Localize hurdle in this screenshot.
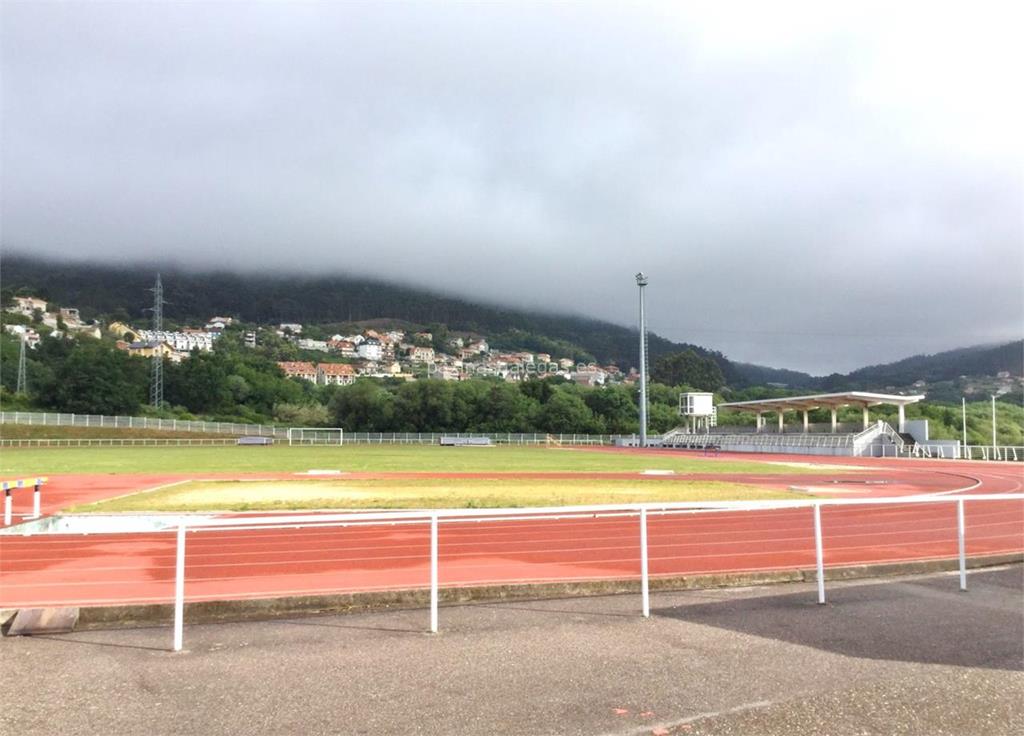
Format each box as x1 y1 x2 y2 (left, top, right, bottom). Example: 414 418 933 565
2 477 47 525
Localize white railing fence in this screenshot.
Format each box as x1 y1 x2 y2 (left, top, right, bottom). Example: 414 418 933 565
0 411 285 437
0 413 629 446
0 438 244 448
10 493 1022 651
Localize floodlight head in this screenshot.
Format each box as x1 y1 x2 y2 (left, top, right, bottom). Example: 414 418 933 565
635 272 648 287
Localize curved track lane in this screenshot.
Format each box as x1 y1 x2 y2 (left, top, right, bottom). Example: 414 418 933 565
0 456 1021 608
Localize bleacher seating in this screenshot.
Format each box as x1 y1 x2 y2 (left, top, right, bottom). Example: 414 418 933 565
660 428 856 451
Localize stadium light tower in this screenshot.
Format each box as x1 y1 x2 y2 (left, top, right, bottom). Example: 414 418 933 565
636 272 649 447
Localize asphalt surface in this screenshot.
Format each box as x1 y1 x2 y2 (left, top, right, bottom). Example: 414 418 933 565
2 567 1022 736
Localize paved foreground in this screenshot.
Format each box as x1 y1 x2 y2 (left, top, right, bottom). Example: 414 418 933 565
2 568 1022 736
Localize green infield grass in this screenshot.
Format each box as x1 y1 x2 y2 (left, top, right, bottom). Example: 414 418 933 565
70 477 803 512
0 444 833 476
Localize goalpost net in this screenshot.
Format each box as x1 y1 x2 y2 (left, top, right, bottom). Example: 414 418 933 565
287 427 345 446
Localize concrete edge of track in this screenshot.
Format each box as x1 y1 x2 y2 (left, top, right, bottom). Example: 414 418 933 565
4 552 1019 635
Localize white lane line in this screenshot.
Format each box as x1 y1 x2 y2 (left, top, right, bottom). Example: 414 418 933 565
605 699 774 736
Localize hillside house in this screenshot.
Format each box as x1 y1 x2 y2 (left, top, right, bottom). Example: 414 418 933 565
297 338 329 352
3 324 41 348
59 308 82 327
317 362 356 386
408 346 435 363
277 361 317 382
8 296 47 317
357 337 383 361
430 365 462 381
108 321 139 342
328 339 359 358
125 341 185 363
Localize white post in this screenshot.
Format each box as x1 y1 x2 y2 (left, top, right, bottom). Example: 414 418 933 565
430 514 439 633
802 410 809 434
897 404 905 433
173 524 186 652
32 482 41 519
756 412 763 433
830 408 837 433
862 406 869 430
3 489 11 526
813 504 825 604
640 507 650 618
957 499 967 591
777 411 784 433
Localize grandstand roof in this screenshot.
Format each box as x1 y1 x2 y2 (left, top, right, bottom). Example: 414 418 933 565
718 391 925 413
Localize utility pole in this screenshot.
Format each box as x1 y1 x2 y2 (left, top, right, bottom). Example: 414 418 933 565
961 397 967 454
991 395 997 449
16 335 27 395
636 272 649 447
148 274 166 408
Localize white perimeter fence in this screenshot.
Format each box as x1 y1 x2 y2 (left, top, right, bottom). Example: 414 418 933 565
0 411 283 437
0 412 627 446
2 412 1021 459
11 493 1023 651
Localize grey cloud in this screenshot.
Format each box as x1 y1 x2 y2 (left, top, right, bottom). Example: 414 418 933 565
2 1 1021 374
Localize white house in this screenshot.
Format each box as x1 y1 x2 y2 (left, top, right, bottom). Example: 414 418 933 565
297 338 329 352
357 337 383 361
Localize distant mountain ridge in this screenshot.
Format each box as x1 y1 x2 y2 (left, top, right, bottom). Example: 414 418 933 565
843 341 1024 387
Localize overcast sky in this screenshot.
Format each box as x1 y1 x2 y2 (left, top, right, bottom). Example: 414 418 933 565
2 1 1021 374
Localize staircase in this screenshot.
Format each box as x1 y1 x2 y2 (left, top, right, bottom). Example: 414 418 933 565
852 421 905 457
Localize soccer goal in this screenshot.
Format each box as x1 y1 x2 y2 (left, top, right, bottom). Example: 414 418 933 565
287 427 345 446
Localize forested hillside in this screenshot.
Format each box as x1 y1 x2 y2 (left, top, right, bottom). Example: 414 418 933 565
845 341 1024 386
2 254 741 380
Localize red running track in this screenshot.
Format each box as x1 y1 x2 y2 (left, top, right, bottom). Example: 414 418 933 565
0 455 1021 609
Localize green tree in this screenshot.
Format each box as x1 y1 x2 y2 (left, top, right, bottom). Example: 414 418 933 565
539 388 602 433
165 352 232 413
49 342 147 414
583 385 638 433
329 380 396 431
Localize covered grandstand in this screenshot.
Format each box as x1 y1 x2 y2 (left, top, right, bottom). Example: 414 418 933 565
662 392 927 457
717 391 925 433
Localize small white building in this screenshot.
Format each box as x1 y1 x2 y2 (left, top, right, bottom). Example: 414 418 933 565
4 324 41 348
678 392 717 432
297 338 329 352
357 337 383 361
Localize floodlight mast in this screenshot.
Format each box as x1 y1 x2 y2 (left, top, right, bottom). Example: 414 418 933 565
636 272 649 447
